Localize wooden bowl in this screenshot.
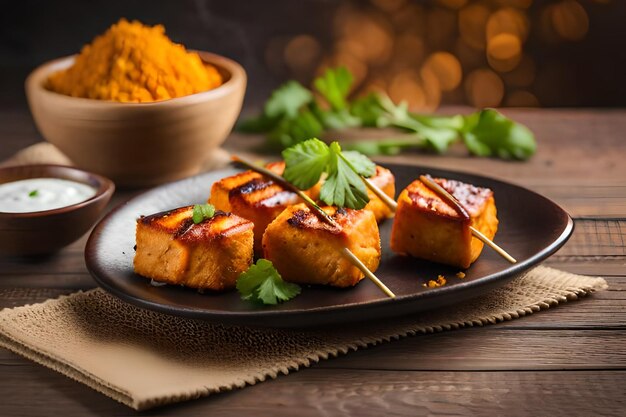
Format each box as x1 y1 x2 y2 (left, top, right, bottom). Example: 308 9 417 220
25 51 246 187
0 165 114 256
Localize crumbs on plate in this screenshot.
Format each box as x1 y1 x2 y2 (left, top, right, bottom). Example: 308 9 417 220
423 275 447 288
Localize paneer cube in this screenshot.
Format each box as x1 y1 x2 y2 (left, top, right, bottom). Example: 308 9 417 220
262 203 381 287
134 206 254 290
390 178 498 268
364 165 396 222
209 162 319 253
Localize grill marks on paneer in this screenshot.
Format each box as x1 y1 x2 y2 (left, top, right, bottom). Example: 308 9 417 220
391 178 498 269
209 162 318 253
134 206 254 290
262 203 381 288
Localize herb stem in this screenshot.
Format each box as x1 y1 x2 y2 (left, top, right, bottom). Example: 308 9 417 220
343 135 428 156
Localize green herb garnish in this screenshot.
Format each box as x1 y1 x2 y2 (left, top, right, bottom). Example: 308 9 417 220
461 108 536 159
236 259 301 305
282 138 375 209
28 190 38 198
238 67 536 160
192 203 215 224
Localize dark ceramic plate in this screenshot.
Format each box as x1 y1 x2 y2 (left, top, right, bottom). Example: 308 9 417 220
85 164 573 327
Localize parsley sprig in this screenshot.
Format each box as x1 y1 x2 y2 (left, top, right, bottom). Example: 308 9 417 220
236 259 301 305
239 67 536 160
282 138 375 210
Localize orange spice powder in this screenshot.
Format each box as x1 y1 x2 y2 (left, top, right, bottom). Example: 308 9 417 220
47 19 222 102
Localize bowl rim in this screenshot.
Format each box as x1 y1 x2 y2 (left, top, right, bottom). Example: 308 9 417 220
0 164 115 218
26 50 246 108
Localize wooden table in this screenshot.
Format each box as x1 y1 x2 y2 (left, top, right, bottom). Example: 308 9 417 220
1 108 625 416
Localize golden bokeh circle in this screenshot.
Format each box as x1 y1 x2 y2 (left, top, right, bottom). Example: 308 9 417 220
465 68 505 108
421 52 463 91
284 35 322 75
551 0 589 41
459 3 490 50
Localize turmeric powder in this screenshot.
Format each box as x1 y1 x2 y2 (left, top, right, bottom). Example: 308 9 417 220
47 19 223 103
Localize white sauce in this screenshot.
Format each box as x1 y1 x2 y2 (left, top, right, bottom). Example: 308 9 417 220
0 178 97 213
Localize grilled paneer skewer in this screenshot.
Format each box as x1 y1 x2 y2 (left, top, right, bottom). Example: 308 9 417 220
210 162 320 253
262 203 381 287
211 161 395 252
134 206 254 290
390 178 498 268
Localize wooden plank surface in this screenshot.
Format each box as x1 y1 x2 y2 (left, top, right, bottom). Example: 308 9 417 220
0 108 625 416
0 367 624 417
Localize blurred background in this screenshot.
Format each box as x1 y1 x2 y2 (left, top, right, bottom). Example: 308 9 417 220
1 0 624 112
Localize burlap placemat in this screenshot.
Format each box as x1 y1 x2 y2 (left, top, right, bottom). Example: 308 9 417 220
0 266 606 410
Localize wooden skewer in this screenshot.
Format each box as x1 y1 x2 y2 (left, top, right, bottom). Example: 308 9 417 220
342 247 396 298
466 225 517 264
359 172 517 264
232 156 396 299
362 177 398 212
418 175 470 219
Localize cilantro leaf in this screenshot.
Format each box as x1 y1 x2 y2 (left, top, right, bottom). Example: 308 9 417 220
282 139 374 209
236 259 301 305
368 93 460 153
310 102 361 130
342 150 376 177
349 93 387 126
415 125 459 153
28 189 39 198
192 203 215 224
238 67 537 161
313 67 353 111
461 109 536 160
267 109 324 149
319 142 370 209
282 138 329 189
265 81 313 119
412 113 465 131
236 81 313 135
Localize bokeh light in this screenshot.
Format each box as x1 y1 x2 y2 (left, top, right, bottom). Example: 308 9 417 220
551 1 589 41
284 35 321 76
465 68 505 108
459 3 490 50
505 90 540 107
264 0 607 109
421 52 462 92
486 7 529 42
